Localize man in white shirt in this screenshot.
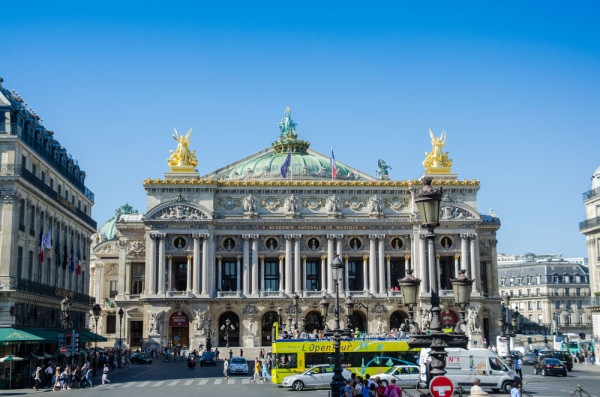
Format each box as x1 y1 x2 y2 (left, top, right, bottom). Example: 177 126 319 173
510 381 522 397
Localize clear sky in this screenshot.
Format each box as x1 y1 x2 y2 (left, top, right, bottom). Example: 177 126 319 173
3 1 599 257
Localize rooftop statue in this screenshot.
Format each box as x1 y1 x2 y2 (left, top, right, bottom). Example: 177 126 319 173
376 159 391 178
423 129 452 174
278 106 298 139
168 128 198 172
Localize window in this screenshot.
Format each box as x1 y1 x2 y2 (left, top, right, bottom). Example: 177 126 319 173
518 289 522 297
577 301 583 309
19 200 25 231
567 315 572 325
50 178 54 189
32 163 37 176
501 278 506 287
529 315 533 322
347 260 363 291
21 155 26 169
106 315 116 334
537 301 542 310
527 276 532 285
536 288 540 296
29 205 35 235
576 288 581 296
28 251 33 281
17 246 23 279
41 171 46 183
276 353 297 369
538 314 543 323
536 276 541 285
263 260 279 292
510 290 514 297
528 302 532 310
510 277 514 286
555 301 561 309
564 276 570 283
527 289 531 297
305 260 320 291
109 280 118 298
131 263 145 295
518 277 523 285
565 301 571 309
58 185 61 195
519 302 524 310
579 313 584 324
565 288 570 296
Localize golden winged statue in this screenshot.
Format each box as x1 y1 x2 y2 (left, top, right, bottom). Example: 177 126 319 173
423 129 452 173
168 128 198 172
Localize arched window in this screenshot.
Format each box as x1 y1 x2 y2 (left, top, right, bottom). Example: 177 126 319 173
304 311 323 333
261 311 278 346
389 310 407 331
218 312 240 347
348 311 366 333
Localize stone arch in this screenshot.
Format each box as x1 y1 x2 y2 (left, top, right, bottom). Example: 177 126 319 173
389 310 408 331
261 311 279 346
145 198 212 222
304 311 323 333
348 311 366 333
218 311 240 347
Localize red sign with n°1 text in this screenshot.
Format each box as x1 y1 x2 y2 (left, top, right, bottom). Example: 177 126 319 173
169 311 189 327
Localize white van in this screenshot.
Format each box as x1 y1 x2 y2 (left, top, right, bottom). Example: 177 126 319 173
419 348 520 394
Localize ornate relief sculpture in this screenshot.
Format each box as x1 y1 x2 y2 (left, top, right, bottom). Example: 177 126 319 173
326 194 342 216
367 195 383 216
243 194 258 214
423 129 453 173
284 194 300 216
151 205 208 220
148 312 164 335
168 128 198 172
467 306 482 334
194 308 208 334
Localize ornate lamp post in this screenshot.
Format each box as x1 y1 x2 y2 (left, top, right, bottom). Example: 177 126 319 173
205 318 212 351
499 293 515 368
406 177 468 379
398 268 421 333
450 269 473 333
319 295 330 330
325 255 348 397
345 297 354 330
92 304 101 374
292 292 300 331
221 318 235 348
118 307 124 368
277 306 283 329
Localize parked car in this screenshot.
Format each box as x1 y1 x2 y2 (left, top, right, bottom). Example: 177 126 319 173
281 364 353 391
228 357 248 374
200 351 217 366
522 353 538 365
538 350 573 371
533 358 567 377
377 365 420 388
130 352 153 364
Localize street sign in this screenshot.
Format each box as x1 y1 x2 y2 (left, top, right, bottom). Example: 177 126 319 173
60 347 67 354
430 376 454 397
174 336 179 341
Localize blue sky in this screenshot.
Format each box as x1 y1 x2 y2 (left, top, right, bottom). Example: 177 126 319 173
3 1 599 257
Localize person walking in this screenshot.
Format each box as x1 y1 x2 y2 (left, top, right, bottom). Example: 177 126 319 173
514 355 523 378
214 347 220 361
33 366 42 390
84 367 94 388
251 358 260 382
223 358 230 380
102 364 111 385
510 381 522 397
229 349 233 360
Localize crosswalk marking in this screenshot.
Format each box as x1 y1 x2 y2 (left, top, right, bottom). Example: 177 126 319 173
214 379 223 385
198 379 208 385
168 380 180 386
184 380 194 385
153 381 165 387
242 379 250 384
137 381 151 387
121 382 135 388
227 379 235 384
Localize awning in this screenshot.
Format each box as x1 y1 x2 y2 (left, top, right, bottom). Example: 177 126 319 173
0 328 47 344
78 330 107 342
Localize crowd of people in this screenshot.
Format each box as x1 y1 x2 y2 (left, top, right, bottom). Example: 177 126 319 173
277 328 408 340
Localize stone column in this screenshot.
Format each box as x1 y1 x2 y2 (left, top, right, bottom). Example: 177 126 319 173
237 256 242 292
461 234 470 278
157 235 166 294
201 236 209 295
125 260 132 296
378 236 385 294
362 256 369 292
419 233 429 294
470 234 479 293
278 256 284 293
294 237 301 293
490 239 498 295
321 255 327 293
146 233 157 295
336 236 344 295
285 235 293 295
454 254 460 278
167 256 173 292
192 235 200 294
405 255 411 272
369 236 377 294
327 235 335 294
118 239 127 297
386 256 391 291
302 256 307 291
185 255 192 292
260 257 265 292
472 234 481 293
344 256 349 291
243 235 251 295
217 256 222 292
251 236 259 295
208 232 215 296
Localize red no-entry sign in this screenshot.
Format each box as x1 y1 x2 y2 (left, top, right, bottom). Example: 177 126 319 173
60 347 67 354
430 376 454 397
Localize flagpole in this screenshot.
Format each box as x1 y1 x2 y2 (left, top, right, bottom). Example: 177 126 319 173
290 149 293 183
331 146 334 182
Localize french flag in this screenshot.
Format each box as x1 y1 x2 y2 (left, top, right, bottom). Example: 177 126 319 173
330 149 337 179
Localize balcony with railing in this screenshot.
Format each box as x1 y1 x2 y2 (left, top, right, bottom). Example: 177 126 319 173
583 187 600 202
17 278 95 305
583 296 600 308
0 123 94 202
580 216 600 231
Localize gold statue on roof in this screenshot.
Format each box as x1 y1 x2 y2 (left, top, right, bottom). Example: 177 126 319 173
168 128 198 172
423 129 452 174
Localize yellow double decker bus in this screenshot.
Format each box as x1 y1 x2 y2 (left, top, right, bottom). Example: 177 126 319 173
271 323 420 383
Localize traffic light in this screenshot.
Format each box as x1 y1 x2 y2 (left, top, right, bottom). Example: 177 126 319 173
65 333 72 346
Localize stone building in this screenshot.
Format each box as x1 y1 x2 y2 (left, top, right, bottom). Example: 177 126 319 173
0 79 96 358
581 163 600 362
90 109 501 351
498 253 592 337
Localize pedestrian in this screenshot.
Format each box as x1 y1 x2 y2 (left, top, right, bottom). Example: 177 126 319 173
375 379 386 397
33 366 42 390
52 366 61 391
259 348 264 359
251 358 261 382
262 360 271 381
214 347 220 360
510 381 522 397
514 355 523 379
383 378 401 397
223 358 230 380
240 348 244 357
84 367 94 388
229 349 233 360
44 363 53 388
341 379 354 397
102 364 111 385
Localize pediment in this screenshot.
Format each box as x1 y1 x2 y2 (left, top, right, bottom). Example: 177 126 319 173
146 194 212 222
440 203 480 221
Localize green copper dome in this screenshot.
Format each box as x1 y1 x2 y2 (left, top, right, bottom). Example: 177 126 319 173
98 204 138 240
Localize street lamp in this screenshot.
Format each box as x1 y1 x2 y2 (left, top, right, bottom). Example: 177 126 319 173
277 306 283 330
500 294 514 368
92 304 101 374
398 268 421 333
325 255 348 397
345 297 354 330
319 295 330 329
450 269 473 333
292 292 300 331
221 318 235 348
406 177 468 379
205 318 212 351
118 307 124 368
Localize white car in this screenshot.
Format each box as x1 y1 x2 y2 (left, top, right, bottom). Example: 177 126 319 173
281 364 353 391
228 357 249 374
376 365 420 387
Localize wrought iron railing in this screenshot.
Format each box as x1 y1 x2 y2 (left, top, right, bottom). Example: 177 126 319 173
582 296 600 307
580 216 600 231
17 278 95 305
0 123 94 201
583 187 600 201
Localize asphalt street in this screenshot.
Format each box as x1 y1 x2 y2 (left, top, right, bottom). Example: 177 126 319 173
10 360 600 397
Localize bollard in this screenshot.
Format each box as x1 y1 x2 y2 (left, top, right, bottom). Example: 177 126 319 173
578 384 582 397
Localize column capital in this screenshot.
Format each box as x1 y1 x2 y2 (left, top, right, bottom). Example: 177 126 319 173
217 256 222 262
454 254 460 259
167 255 172 260
419 232 429 239
186 255 192 260
150 232 165 240
385 255 391 261
343 256 349 260
321 255 327 261
237 256 242 260
192 233 209 239
363 256 369 261
125 260 132 266
469 233 478 239
404 255 411 260
301 256 307 261
279 256 285 261
284 234 295 240
460 233 471 239
260 257 265 262
436 255 440 260
373 234 386 239
327 234 343 239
